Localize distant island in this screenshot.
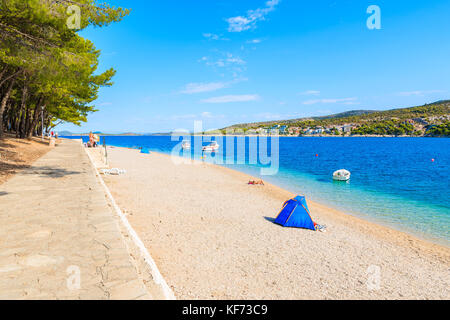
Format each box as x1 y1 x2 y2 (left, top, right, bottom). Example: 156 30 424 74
214 100 450 137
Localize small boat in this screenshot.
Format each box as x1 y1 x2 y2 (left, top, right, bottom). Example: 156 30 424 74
202 141 219 152
182 141 191 150
333 169 351 181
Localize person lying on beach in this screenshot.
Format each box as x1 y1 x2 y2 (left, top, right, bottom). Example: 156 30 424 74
248 180 265 185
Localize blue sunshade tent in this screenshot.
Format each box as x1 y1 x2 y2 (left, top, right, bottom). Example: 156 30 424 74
140 147 150 154
274 196 316 230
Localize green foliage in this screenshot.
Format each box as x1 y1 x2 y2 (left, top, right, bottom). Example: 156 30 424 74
352 120 415 136
0 0 130 136
224 101 450 137
427 122 450 137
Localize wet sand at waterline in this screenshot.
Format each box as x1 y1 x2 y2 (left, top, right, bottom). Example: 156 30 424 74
94 147 449 299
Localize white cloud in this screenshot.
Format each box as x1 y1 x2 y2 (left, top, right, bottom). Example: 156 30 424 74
200 52 247 78
203 33 229 41
201 94 260 103
247 39 262 44
227 16 251 33
201 111 213 118
180 78 247 94
181 82 228 94
300 90 320 96
200 53 246 68
303 97 357 105
398 90 445 96
225 54 246 65
227 0 281 32
203 33 219 40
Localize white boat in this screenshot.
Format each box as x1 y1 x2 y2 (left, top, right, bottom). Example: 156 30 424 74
333 169 351 181
182 141 191 150
202 141 219 152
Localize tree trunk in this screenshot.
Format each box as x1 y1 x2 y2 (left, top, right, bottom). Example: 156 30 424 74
23 106 32 139
27 97 43 138
0 79 15 137
0 67 7 85
5 102 15 133
17 84 28 138
14 106 20 137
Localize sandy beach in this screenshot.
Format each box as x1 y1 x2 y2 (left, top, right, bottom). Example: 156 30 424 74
0 135 50 185
91 146 449 300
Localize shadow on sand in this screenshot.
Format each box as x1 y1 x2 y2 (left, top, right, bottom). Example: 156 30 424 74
264 216 277 224
23 166 81 178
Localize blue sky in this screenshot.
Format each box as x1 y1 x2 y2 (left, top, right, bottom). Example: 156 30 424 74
58 0 450 133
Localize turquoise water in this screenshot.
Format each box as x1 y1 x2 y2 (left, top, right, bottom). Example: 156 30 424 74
68 136 450 246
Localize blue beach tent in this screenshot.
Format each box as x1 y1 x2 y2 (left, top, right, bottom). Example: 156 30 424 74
140 147 150 154
274 196 316 230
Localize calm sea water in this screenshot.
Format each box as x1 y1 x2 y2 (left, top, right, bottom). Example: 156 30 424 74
67 136 450 245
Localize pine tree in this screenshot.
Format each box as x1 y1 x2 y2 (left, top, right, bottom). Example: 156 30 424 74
0 0 130 137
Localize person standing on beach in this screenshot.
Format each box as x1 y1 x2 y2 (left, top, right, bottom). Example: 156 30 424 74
89 132 94 147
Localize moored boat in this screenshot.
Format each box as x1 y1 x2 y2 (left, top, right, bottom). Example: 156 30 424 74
182 141 191 150
333 169 351 181
202 141 219 152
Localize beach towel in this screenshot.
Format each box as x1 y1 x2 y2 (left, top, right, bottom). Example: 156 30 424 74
101 168 127 176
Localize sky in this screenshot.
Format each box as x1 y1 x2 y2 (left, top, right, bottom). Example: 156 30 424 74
58 0 450 134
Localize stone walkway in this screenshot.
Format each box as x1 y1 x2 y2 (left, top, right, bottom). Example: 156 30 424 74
0 139 151 299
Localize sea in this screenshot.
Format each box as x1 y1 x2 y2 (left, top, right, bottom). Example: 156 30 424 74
65 135 450 246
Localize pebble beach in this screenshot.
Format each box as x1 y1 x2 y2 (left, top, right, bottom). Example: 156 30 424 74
92 146 450 300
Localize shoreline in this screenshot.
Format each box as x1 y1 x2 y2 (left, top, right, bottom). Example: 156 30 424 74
64 134 450 138
102 143 448 248
165 149 450 251
91 145 449 299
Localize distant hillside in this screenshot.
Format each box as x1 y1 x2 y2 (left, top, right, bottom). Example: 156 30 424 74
315 110 377 120
222 100 450 137
227 101 449 129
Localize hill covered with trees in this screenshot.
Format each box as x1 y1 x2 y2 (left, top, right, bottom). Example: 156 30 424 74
223 100 450 137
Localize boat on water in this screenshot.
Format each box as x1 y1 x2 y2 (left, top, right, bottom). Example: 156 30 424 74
202 141 219 152
333 169 351 181
182 141 191 150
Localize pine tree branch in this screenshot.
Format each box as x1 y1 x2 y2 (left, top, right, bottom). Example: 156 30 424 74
0 69 22 89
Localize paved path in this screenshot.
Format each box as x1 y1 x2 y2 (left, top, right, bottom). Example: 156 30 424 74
0 140 151 299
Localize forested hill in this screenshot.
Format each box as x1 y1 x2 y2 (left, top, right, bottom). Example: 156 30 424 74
222 100 450 137
227 101 450 129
